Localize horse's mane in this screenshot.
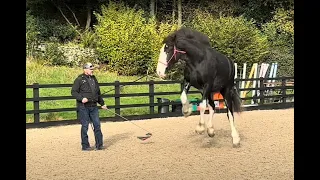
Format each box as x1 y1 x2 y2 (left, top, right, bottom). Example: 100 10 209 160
163 27 211 47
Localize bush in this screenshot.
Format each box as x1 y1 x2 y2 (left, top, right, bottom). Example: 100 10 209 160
35 17 78 43
41 42 67 66
40 42 98 67
59 43 99 67
190 12 270 67
79 30 98 49
262 8 294 76
263 8 294 49
26 10 41 58
266 48 293 77
94 2 157 75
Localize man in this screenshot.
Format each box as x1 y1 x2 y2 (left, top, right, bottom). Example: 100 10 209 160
71 62 108 151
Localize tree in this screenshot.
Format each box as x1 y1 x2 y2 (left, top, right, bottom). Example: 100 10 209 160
150 0 155 17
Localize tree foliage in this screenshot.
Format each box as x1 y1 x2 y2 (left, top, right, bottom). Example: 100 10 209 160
191 11 269 66
94 2 157 75
26 0 294 77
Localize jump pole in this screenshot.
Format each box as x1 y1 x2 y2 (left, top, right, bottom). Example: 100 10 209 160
241 63 247 98
243 63 255 98
251 63 258 104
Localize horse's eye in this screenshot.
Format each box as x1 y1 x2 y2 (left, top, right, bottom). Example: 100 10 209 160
164 45 169 54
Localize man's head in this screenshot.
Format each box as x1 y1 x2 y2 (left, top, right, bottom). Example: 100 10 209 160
83 62 94 76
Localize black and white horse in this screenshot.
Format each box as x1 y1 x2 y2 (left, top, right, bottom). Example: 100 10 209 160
156 27 242 147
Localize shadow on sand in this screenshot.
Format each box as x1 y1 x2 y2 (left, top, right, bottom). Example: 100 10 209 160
104 132 134 148
185 129 244 148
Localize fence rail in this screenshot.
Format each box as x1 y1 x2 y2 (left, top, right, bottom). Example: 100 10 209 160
26 76 294 128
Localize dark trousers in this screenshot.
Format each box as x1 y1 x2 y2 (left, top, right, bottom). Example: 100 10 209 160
78 106 103 149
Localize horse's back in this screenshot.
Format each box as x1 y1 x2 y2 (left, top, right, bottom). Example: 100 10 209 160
208 48 235 86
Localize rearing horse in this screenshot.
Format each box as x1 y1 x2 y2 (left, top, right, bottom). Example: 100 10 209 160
156 27 242 147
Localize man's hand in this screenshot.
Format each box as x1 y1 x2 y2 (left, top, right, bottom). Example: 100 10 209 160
82 98 88 103
101 105 108 110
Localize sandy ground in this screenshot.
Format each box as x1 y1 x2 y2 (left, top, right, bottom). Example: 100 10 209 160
26 108 294 180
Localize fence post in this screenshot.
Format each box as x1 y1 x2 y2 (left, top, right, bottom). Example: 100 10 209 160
114 81 121 120
33 83 40 123
282 78 287 103
254 78 259 104
149 80 154 114
259 78 265 105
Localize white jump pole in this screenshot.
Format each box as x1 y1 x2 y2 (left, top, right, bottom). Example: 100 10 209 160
269 63 275 85
251 63 258 104
257 63 269 103
272 62 278 85
270 62 278 101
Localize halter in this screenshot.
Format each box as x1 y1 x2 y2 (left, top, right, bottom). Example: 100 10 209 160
158 46 186 67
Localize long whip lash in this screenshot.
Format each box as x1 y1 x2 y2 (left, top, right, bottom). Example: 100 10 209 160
105 109 152 141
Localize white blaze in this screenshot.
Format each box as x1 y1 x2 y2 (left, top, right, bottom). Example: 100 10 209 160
156 44 168 78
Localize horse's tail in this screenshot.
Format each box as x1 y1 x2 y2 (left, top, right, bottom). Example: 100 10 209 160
230 85 243 113
228 59 243 113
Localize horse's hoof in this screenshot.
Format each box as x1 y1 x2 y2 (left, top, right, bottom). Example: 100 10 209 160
183 111 192 117
207 128 215 137
195 130 204 134
182 103 192 117
195 124 205 134
232 137 240 148
232 142 240 148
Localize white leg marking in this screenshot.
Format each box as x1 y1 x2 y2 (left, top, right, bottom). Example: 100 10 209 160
228 110 240 147
195 99 207 134
181 90 192 117
207 103 215 137
180 90 188 105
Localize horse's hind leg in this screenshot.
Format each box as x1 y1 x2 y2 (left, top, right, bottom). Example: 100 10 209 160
206 96 216 137
195 84 211 135
222 88 240 147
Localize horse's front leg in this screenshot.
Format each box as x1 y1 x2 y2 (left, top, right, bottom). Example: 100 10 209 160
195 98 207 134
181 82 192 117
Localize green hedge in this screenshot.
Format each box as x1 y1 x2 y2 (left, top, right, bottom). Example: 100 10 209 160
262 8 294 76
190 11 270 66
94 2 153 75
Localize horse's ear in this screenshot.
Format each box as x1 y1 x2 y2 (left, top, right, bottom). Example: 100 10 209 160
163 31 177 45
176 39 188 50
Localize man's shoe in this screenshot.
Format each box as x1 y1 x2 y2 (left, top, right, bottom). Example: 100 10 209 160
96 146 105 150
82 147 93 151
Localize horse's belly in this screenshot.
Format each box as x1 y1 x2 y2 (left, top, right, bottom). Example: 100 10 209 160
189 79 203 90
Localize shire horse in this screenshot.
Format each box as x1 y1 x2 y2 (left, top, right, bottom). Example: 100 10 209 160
156 27 242 147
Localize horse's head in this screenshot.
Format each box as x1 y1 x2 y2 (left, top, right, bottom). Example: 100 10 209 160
156 27 211 78
156 41 186 78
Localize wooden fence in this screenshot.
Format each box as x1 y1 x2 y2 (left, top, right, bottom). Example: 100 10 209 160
26 76 294 128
